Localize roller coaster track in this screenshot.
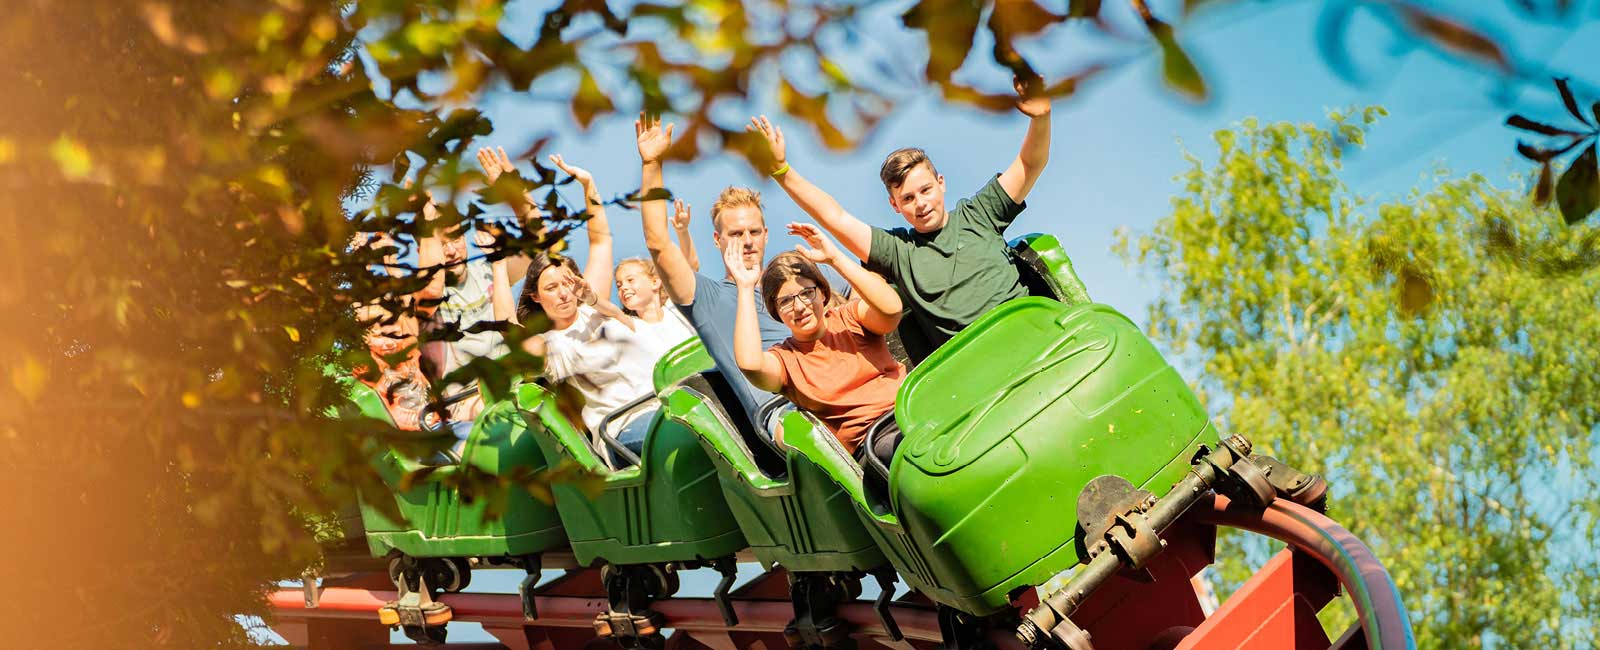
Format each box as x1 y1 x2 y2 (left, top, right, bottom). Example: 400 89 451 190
268 494 1412 650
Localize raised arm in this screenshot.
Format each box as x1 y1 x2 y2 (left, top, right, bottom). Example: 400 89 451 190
476 146 544 282
749 116 873 261
479 228 516 325
672 198 701 272
789 223 901 335
637 114 698 305
996 76 1053 204
549 154 614 302
726 245 786 393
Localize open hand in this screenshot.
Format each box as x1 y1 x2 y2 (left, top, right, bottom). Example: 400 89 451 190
747 115 786 174
635 113 674 164
548 154 594 190
723 242 761 289
672 199 692 230
1014 75 1051 119
564 270 597 306
473 226 498 249
788 222 838 265
475 146 516 183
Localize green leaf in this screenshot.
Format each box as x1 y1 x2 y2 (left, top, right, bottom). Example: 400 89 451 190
571 68 613 130
1066 0 1102 19
1149 21 1207 102
1555 143 1599 225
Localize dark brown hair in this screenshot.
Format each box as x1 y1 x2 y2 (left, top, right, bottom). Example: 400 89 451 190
879 147 938 192
516 253 583 326
759 252 835 319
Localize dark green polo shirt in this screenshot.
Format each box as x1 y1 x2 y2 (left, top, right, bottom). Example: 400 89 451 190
865 175 1027 362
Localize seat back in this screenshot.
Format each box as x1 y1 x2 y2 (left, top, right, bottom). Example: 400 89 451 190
340 379 568 560
518 381 746 567
1009 232 1092 307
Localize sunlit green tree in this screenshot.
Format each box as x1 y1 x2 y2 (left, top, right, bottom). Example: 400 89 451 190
1118 110 1600 648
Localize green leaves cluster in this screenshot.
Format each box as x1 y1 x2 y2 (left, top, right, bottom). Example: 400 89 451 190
1117 110 1600 647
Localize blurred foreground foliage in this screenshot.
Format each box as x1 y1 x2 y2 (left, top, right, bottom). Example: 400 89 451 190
0 0 1591 647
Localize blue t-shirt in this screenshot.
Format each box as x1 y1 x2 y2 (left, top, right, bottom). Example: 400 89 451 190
679 267 850 432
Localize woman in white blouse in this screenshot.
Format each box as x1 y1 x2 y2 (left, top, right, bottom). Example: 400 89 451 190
500 155 660 463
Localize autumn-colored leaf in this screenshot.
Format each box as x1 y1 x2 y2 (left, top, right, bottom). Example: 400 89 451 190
1534 161 1554 205
990 0 1064 41
1396 4 1510 72
1506 114 1582 137
1516 138 1583 162
1554 77 1592 127
1555 143 1599 225
902 0 981 84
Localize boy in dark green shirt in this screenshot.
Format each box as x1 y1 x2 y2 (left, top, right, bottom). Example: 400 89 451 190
750 78 1054 361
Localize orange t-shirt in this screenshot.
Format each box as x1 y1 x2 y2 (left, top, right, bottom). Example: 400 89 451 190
769 299 906 453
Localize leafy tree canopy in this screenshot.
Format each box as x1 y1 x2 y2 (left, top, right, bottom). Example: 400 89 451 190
1117 110 1600 648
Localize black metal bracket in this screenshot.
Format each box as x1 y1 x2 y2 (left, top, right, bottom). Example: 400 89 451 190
712 556 740 627
870 568 904 642
517 553 542 620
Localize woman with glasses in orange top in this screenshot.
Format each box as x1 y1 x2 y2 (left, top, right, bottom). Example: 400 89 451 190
729 223 906 456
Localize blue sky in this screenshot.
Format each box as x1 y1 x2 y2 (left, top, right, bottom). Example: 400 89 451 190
447 0 1600 322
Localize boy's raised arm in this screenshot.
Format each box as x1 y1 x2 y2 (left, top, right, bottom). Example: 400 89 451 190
749 116 873 261
637 114 699 306
997 76 1053 204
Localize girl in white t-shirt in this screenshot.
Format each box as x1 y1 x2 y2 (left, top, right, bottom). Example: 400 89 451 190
615 257 698 360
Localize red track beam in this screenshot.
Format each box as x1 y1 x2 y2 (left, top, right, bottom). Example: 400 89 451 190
1190 496 1414 650
268 588 944 643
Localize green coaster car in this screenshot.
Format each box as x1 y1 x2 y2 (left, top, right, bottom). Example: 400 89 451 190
346 382 567 575
659 338 896 646
340 380 568 643
516 346 748 644
782 233 1215 622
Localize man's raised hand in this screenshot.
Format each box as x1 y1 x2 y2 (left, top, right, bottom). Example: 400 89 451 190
635 113 674 164
1013 75 1051 119
724 243 761 289
747 115 786 174
475 146 516 183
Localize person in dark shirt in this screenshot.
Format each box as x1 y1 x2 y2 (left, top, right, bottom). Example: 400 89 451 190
749 77 1054 362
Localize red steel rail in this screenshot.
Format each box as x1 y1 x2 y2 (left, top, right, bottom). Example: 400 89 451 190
268 494 1412 650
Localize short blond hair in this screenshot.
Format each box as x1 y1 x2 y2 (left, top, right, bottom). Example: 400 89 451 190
710 186 764 232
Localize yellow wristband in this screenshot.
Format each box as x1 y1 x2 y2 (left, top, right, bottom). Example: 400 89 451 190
770 162 791 178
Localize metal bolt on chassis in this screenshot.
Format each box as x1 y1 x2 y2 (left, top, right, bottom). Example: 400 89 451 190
1016 435 1310 650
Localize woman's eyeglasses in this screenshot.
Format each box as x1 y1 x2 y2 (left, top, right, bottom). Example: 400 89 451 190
773 286 819 314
